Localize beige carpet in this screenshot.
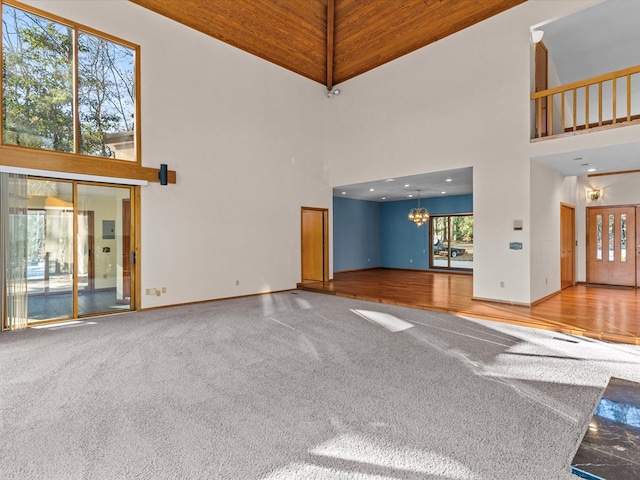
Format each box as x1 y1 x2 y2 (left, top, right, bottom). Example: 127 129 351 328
1 291 639 479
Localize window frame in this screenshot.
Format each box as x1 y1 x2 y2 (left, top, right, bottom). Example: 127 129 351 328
0 0 155 182
429 213 473 271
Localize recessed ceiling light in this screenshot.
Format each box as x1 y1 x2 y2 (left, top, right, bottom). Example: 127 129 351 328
587 168 597 172
581 163 591 167
381 197 386 200
341 191 346 195
441 191 446 194
369 188 375 191
404 184 410 187
384 178 395 182
573 157 584 161
408 194 413 198
445 178 452 182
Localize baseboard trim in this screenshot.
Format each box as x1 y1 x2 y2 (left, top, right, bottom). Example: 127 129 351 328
471 296 531 308
333 267 379 274
531 289 562 306
139 288 296 312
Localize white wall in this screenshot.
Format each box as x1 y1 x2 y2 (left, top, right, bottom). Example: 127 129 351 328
326 0 634 305
21 0 636 308
530 160 577 301
23 1 331 308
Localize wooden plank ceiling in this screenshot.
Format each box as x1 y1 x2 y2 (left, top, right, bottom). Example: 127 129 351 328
129 0 525 89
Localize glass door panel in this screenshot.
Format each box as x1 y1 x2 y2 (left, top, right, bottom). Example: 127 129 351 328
26 179 74 322
77 184 132 316
450 215 474 269
431 216 449 268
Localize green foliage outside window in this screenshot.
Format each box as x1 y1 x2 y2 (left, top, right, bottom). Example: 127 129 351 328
2 4 136 160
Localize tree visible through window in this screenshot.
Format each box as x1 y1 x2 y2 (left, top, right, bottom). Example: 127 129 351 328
2 3 136 160
430 214 473 270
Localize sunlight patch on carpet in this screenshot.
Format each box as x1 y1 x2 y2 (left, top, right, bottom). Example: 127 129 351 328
261 463 395 479
351 310 413 333
294 298 312 309
310 433 477 479
30 320 97 330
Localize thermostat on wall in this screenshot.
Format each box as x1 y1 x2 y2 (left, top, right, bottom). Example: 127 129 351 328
509 242 523 250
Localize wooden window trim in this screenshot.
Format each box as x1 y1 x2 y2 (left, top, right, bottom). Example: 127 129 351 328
0 1 174 183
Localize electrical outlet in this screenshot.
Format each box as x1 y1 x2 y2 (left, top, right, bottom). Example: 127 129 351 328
162 287 166 293
156 290 161 297
236 280 240 286
500 281 505 288
148 288 156 295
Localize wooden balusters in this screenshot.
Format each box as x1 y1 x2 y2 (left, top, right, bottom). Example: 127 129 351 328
531 64 640 139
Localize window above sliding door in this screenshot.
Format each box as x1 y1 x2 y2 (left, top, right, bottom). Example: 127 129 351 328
1 0 139 162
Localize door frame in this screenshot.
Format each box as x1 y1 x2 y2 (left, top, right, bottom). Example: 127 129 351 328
79 210 96 292
300 207 329 284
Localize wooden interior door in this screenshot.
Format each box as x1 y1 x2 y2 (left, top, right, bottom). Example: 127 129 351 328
587 206 636 286
637 206 640 287
560 203 575 289
301 207 328 283
535 41 548 136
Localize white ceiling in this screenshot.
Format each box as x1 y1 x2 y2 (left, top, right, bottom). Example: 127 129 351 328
540 0 640 85
333 167 473 202
336 0 640 202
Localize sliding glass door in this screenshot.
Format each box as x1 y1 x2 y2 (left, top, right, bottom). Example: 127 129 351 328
76 183 132 316
20 179 134 324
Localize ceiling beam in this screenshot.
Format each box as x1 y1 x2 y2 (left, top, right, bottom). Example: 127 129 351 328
326 0 335 91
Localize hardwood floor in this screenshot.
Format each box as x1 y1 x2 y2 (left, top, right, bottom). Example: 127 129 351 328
299 268 640 345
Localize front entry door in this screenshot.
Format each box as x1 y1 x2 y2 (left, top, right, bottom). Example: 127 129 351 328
587 206 636 286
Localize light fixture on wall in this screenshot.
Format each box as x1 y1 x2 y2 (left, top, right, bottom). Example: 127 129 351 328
586 188 602 201
408 189 429 227
531 30 544 44
326 88 340 98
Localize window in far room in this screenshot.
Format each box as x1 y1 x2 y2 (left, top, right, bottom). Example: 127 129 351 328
1 1 138 161
430 214 473 270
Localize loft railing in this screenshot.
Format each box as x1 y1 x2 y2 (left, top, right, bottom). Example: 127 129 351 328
531 65 640 139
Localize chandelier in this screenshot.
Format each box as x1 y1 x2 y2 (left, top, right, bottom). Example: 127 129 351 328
408 189 429 227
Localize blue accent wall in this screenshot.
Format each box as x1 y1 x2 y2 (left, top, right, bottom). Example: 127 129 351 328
333 196 381 271
379 194 472 270
333 194 472 272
